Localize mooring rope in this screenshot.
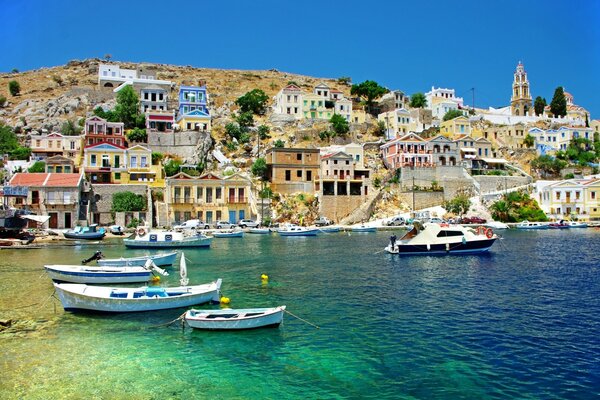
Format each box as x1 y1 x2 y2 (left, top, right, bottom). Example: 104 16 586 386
284 309 319 329
142 311 187 330
0 291 57 312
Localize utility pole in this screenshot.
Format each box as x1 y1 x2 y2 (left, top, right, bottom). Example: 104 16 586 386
471 88 475 113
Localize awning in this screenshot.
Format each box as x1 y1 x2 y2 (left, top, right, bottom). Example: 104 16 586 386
21 215 51 223
480 158 508 164
460 148 477 152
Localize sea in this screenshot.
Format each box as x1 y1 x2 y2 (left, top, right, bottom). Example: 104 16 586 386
0 229 599 399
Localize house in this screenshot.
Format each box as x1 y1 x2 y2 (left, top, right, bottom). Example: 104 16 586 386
426 135 460 166
176 109 210 132
431 100 461 120
591 119 600 134
378 90 409 113
425 87 464 109
84 116 126 147
140 85 169 113
537 178 600 221
480 122 527 148
529 126 593 154
7 172 85 228
146 110 175 133
165 172 253 225
440 116 471 137
409 108 433 133
335 98 353 122
265 148 320 194
120 144 164 188
273 84 303 119
177 85 211 131
30 132 84 164
82 142 127 184
380 133 433 169
303 92 332 120
45 155 76 173
378 108 414 139
98 64 172 92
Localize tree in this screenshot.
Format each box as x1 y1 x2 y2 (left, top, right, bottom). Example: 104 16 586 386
350 80 388 112
28 161 45 173
337 76 352 85
258 125 271 140
0 124 19 154
550 86 567 117
531 155 566 177
225 122 243 141
151 152 164 165
235 89 269 115
114 85 140 128
111 192 146 212
330 114 350 135
8 80 20 96
534 96 546 116
442 109 463 121
273 139 285 148
163 159 182 177
443 192 471 217
61 120 82 136
523 134 535 148
585 113 589 128
93 106 119 122
127 128 147 143
236 111 254 128
251 157 268 180
409 92 427 108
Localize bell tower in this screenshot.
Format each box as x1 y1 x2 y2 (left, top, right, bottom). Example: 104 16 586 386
510 61 532 116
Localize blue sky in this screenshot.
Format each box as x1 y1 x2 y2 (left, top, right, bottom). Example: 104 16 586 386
2 0 599 117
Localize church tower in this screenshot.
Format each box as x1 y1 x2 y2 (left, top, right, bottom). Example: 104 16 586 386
510 62 532 116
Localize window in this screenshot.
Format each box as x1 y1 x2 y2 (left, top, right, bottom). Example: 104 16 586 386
91 154 97 166
592 191 596 200
141 156 147 167
346 160 349 165
297 153 302 161
131 156 137 168
296 170 302 178
556 192 560 200
306 171 312 181
216 188 222 200
115 173 121 180
196 187 203 199
102 155 110 168
114 155 120 168
285 170 291 181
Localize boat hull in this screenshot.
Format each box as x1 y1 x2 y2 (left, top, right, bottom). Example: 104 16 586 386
278 229 319 236
64 232 106 240
248 228 270 234
351 227 377 233
185 306 285 330
97 252 178 267
387 238 497 255
213 232 244 238
319 227 341 233
54 280 222 313
45 265 152 284
123 237 211 248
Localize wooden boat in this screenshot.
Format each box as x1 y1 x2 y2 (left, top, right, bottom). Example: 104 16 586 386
213 230 244 238
64 224 106 240
385 222 497 255
277 225 319 237
319 226 341 233
247 228 271 234
185 306 286 330
123 229 211 248
96 251 178 267
351 225 377 233
44 264 161 284
54 279 222 313
516 220 548 230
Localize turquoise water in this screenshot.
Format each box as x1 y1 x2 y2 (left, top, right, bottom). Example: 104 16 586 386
1 230 599 399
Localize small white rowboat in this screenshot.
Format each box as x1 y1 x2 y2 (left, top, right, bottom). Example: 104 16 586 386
185 305 286 330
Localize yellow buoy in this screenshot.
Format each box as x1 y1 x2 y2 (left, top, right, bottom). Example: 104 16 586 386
261 274 269 281
151 275 161 283
220 296 230 304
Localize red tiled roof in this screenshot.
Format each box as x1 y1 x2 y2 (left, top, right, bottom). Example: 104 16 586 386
9 173 82 187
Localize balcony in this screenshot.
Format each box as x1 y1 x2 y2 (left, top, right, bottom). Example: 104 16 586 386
228 196 247 204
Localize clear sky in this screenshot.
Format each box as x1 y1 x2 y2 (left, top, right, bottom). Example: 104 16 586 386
2 0 599 117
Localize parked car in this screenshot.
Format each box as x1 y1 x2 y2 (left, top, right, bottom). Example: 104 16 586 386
460 216 487 224
237 219 259 228
214 220 234 229
315 217 332 226
173 219 211 230
385 216 405 226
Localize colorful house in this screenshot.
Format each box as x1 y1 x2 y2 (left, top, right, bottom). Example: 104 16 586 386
140 85 169 113
146 110 175 133
303 93 332 120
380 133 433 169
45 155 76 174
84 116 126 147
266 148 320 194
30 132 84 165
177 85 211 131
440 116 471 137
121 144 164 188
537 178 600 221
273 84 303 119
82 142 127 184
378 108 414 139
165 172 253 225
426 135 460 166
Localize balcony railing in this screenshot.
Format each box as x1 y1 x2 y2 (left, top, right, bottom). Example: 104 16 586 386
228 196 247 204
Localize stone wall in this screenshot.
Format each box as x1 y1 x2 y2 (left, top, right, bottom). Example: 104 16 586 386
474 176 531 194
396 191 446 211
148 131 212 160
90 184 149 225
400 166 473 199
320 195 366 223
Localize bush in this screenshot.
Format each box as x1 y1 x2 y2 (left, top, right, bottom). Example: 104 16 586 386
163 159 182 177
330 114 349 135
251 158 268 180
127 127 147 143
61 120 82 136
151 152 164 165
0 96 6 107
225 123 243 141
112 192 146 213
9 80 20 96
235 89 269 115
564 173 575 179
28 161 45 173
258 125 270 140
127 218 141 229
273 139 285 148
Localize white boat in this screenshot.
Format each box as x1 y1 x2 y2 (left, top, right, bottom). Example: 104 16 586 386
54 279 222 313
185 306 286 330
247 228 271 234
565 221 588 228
93 251 178 267
213 230 244 238
123 229 211 248
385 222 497 255
44 264 165 284
277 225 319 237
485 221 509 229
351 225 377 233
319 226 341 233
515 220 548 230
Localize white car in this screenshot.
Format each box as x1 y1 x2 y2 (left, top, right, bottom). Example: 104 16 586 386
214 221 234 229
237 219 259 228
173 219 210 230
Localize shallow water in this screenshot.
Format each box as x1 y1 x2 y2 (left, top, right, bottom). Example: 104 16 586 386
1 230 599 399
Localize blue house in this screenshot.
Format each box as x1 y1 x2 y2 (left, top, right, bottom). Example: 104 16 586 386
179 85 209 116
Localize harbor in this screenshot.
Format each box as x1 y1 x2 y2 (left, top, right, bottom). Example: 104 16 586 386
1 229 599 398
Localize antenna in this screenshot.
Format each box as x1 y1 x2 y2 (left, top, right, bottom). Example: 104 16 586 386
471 88 475 112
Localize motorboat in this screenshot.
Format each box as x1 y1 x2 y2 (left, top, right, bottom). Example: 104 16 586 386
485 220 509 229
277 224 319 237
318 226 341 233
54 279 222 313
109 225 125 235
213 230 244 238
44 260 168 284
63 224 106 240
564 220 588 228
123 228 211 248
247 228 271 234
185 306 286 330
385 222 497 255
548 221 569 229
351 225 377 233
81 251 178 267
515 220 548 230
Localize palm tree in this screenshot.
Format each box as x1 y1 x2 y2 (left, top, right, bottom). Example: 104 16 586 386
490 200 510 222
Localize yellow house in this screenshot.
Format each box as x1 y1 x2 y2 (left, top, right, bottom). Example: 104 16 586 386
352 108 367 124
83 142 127 184
176 109 211 132
538 178 600 221
166 171 253 225
303 93 333 120
121 144 165 188
440 116 471 137
377 108 415 139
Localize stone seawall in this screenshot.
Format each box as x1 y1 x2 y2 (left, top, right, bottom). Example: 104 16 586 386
90 184 148 225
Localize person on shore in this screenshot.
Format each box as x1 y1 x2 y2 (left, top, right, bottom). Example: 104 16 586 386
390 234 397 248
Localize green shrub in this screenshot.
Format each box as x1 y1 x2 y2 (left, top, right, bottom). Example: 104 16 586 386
273 139 285 148
9 80 20 96
28 161 45 173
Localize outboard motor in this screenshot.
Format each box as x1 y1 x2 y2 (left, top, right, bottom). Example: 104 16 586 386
82 251 104 265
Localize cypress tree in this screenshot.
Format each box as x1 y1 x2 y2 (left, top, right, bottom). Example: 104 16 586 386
534 96 546 116
550 87 567 117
